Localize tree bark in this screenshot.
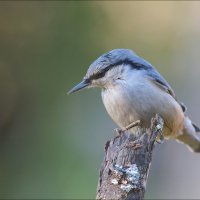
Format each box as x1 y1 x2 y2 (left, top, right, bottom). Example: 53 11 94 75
96 114 164 200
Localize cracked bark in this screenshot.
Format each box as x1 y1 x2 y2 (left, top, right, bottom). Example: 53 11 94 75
96 114 164 200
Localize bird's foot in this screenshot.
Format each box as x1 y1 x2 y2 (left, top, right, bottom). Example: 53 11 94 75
125 120 141 131
156 132 164 144
150 118 164 144
114 128 124 137
114 120 141 137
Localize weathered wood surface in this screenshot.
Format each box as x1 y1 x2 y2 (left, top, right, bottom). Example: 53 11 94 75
96 115 164 200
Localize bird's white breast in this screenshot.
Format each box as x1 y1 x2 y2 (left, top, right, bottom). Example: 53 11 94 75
101 70 184 137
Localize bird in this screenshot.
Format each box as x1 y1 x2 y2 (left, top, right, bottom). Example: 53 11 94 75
68 49 200 152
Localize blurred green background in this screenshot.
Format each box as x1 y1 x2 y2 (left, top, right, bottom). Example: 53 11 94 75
1 1 200 199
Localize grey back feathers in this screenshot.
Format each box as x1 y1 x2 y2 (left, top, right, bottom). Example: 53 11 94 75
85 49 153 81
84 49 174 100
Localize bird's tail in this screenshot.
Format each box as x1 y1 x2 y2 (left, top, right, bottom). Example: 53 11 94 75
176 117 200 152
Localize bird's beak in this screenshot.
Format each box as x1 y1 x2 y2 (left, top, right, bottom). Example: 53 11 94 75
67 79 90 94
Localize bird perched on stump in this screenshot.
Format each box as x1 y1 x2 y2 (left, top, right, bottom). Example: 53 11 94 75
68 49 200 152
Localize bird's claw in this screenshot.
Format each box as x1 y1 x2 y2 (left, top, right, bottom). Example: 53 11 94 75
114 128 124 137
156 132 164 144
114 120 141 137
151 120 164 144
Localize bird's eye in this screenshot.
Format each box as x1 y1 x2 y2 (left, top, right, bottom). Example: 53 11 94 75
116 77 122 80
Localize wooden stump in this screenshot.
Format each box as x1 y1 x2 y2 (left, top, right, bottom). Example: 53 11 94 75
96 114 164 200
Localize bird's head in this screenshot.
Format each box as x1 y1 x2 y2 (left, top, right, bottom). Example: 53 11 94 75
68 49 152 94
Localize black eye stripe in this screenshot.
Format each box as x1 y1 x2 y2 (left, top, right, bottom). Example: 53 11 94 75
88 59 150 81
88 67 110 80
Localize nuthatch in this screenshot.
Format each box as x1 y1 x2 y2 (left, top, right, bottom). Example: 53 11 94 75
68 49 200 152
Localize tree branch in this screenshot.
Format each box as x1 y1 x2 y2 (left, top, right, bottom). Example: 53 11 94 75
96 114 164 200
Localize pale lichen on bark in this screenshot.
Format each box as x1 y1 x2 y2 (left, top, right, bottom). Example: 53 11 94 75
96 114 164 200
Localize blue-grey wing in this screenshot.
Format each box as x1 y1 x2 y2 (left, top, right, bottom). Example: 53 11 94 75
146 68 187 112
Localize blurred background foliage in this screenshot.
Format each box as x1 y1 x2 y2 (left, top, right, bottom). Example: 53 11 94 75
0 1 200 199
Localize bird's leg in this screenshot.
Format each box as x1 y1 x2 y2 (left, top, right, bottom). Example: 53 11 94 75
125 120 146 149
127 119 164 149
114 120 141 137
150 116 164 144
155 127 164 144
115 120 143 149
125 120 141 131
114 128 124 137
